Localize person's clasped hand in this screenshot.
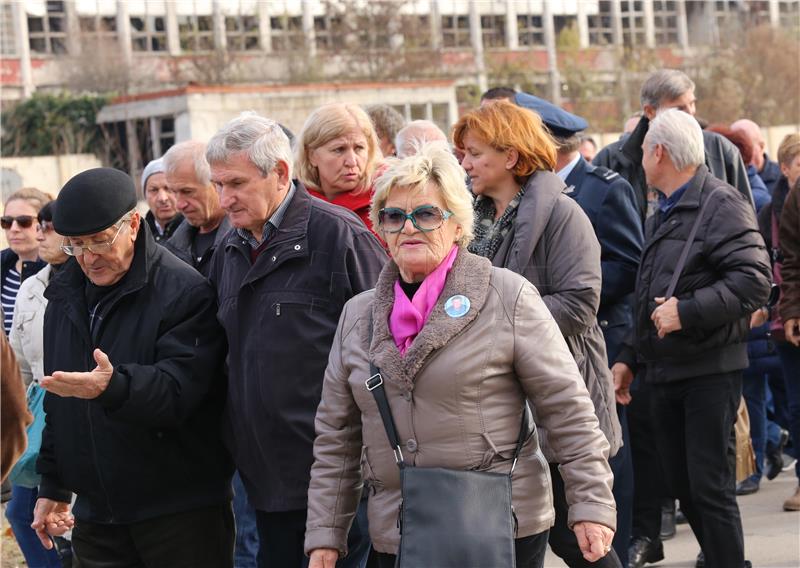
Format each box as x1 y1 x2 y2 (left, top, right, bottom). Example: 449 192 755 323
573 521 615 562
651 296 682 338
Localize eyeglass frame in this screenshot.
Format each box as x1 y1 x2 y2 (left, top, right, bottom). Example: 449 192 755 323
37 220 55 234
1 215 36 230
377 204 454 234
60 211 136 257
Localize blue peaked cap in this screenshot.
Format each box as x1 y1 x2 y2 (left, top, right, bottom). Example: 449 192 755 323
514 92 588 137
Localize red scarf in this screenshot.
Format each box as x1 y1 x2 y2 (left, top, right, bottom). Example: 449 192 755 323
306 187 385 247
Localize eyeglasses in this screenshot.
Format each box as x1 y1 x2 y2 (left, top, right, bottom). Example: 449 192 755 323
61 220 129 256
1 215 35 230
378 205 454 234
37 220 55 234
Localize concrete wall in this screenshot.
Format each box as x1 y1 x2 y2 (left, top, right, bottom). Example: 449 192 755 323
0 153 102 202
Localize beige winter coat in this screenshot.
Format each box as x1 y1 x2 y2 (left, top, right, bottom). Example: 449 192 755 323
304 249 616 557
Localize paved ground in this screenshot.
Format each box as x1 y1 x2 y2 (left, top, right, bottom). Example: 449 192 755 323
543 472 800 567
2 475 798 567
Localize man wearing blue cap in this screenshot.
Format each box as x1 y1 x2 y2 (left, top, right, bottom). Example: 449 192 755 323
515 91 643 568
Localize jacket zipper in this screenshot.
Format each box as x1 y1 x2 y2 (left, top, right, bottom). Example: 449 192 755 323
86 303 115 522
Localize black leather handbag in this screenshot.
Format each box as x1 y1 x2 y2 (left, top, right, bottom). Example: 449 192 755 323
366 363 529 568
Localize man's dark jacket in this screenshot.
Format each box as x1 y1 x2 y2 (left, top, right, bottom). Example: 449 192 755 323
209 185 387 512
165 216 232 277
618 166 771 383
37 227 233 523
564 158 643 362
144 210 183 243
594 116 753 221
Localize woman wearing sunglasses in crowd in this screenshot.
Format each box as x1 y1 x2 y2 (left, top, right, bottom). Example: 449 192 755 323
453 101 622 568
305 143 615 568
1 187 51 336
6 201 73 568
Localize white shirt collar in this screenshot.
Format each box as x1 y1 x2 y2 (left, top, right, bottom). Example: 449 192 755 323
556 153 583 182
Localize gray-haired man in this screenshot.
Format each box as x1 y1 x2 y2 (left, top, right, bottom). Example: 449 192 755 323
206 112 387 567
614 110 770 568
594 68 752 221
162 140 230 277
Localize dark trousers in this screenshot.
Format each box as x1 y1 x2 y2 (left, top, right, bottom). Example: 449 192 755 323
255 505 372 568
374 530 550 568
777 342 800 478
650 371 745 568
548 463 623 568
255 509 309 568
610 404 633 567
72 504 234 568
742 354 785 479
628 380 668 542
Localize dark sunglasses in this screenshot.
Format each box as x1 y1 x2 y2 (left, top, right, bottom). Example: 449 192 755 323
378 205 454 233
1 215 35 229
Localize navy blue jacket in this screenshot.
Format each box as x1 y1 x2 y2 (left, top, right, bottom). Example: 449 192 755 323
564 159 643 362
209 184 387 512
759 156 782 195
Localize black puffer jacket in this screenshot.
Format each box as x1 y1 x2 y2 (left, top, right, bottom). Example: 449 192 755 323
37 227 233 523
631 166 771 383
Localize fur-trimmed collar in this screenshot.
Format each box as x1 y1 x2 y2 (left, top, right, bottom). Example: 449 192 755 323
369 247 492 392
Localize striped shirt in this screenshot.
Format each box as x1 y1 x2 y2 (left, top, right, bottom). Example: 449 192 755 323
2 267 20 335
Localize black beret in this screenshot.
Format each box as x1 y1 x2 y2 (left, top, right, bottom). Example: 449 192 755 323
54 168 137 236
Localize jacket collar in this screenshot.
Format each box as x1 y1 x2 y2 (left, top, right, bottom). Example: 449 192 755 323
223 183 311 254
619 115 649 166
564 155 589 196
369 247 492 393
497 170 565 274
643 165 710 255
171 215 232 248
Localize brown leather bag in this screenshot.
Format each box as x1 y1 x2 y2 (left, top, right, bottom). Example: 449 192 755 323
735 398 757 483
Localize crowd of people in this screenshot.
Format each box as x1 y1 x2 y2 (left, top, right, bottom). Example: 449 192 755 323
0 67 798 568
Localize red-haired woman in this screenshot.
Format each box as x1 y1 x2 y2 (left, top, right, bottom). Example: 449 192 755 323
454 100 622 568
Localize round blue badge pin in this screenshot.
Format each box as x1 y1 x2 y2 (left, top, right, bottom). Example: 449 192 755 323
444 295 470 318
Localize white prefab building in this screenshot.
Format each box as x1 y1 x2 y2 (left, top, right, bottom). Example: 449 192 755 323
95 78 458 178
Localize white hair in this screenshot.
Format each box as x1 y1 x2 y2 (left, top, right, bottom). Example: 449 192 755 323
206 111 293 179
162 141 211 186
395 120 449 158
645 108 705 171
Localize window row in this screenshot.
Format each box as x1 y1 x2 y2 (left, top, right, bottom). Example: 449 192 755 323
23 1 800 56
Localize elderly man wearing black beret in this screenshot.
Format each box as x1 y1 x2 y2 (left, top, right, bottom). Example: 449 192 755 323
31 168 235 567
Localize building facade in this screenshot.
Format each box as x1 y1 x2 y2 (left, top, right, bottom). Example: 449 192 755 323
2 1 798 101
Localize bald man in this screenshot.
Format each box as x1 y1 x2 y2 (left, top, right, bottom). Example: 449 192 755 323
395 120 449 158
731 119 782 193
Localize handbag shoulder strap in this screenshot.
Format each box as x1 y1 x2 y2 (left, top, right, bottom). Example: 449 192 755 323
365 312 530 476
366 313 406 469
665 186 721 298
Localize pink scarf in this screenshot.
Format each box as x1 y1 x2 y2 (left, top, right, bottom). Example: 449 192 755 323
389 245 459 355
